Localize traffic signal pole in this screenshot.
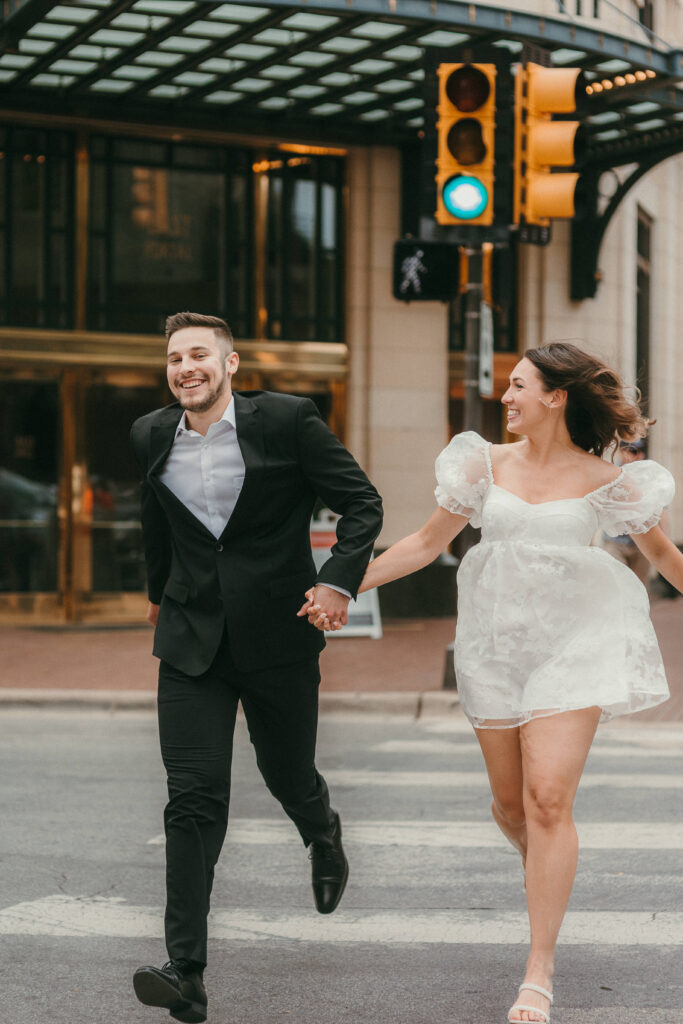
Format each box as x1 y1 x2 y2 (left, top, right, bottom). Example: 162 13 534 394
460 245 483 435
459 242 493 433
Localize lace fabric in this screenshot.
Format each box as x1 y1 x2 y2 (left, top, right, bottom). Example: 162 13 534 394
435 432 673 729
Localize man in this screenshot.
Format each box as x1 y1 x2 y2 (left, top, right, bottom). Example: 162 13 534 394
130 312 382 1023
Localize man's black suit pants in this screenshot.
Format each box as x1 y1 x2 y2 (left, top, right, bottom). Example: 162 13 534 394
157 634 336 967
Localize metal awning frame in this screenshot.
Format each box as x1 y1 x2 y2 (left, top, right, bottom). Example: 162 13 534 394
2 2 683 302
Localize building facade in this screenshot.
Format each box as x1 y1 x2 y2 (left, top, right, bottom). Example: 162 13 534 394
1 0 681 623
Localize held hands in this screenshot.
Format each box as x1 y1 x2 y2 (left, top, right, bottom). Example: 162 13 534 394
296 585 350 632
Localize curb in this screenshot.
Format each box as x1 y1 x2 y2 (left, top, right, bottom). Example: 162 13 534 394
0 688 461 716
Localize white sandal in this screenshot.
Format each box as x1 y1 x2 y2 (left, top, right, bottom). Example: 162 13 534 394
507 982 553 1024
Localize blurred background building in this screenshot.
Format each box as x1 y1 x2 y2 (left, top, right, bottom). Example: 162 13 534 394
0 0 681 624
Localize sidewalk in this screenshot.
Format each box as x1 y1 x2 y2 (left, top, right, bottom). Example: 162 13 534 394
0 600 681 719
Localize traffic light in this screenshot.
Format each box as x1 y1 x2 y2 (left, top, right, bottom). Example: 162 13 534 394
435 62 496 227
514 62 586 226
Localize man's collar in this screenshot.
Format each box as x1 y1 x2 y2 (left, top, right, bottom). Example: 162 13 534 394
176 396 235 436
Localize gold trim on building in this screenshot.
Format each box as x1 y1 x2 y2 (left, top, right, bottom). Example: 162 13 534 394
0 328 349 379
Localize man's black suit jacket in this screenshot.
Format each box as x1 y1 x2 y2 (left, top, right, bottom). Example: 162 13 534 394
130 390 383 677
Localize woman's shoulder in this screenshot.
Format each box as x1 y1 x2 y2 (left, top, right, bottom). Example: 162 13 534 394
580 453 622 493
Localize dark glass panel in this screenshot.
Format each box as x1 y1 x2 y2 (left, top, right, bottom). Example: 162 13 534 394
12 153 45 315
91 162 106 232
319 181 337 321
90 136 107 160
112 139 168 164
266 172 283 336
288 319 317 341
107 165 225 330
84 383 163 592
227 173 249 326
0 380 59 592
49 233 68 305
288 175 317 323
13 128 47 155
265 155 344 343
173 145 224 170
49 157 68 229
0 155 5 221
88 235 106 308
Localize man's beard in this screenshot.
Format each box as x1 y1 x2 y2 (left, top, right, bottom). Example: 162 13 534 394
179 371 227 413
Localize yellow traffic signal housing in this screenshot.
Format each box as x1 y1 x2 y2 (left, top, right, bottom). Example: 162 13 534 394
514 62 585 226
436 62 496 227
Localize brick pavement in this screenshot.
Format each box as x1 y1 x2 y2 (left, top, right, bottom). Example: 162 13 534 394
0 599 680 718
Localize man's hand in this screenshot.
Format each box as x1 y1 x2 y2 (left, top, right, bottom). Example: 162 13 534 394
296 585 349 631
147 602 160 626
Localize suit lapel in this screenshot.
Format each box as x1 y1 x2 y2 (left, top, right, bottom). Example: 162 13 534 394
148 405 184 477
220 392 265 539
147 404 215 540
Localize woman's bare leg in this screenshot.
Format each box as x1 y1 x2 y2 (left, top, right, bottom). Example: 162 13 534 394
474 725 527 867
510 706 601 1022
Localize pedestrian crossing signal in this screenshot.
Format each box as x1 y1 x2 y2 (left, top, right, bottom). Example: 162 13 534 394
435 63 496 227
393 240 458 303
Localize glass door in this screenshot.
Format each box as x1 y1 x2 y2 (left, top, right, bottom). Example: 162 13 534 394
0 375 60 610
73 369 167 622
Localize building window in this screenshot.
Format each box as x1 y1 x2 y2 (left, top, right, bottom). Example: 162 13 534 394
265 154 344 343
636 206 652 413
0 126 74 328
639 1 654 32
88 137 252 336
449 244 517 353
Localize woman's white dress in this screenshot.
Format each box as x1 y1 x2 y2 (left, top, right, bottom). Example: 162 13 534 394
435 431 674 728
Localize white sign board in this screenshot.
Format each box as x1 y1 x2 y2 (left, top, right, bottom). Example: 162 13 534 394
310 513 382 639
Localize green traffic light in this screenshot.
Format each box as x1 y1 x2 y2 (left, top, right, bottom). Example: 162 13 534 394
442 175 489 220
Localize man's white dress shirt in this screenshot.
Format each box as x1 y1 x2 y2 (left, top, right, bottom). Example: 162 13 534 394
160 400 245 539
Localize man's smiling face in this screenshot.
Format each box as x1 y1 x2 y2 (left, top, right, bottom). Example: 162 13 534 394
166 326 236 415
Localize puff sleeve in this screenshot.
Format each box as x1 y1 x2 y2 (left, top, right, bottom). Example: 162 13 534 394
434 431 492 529
588 459 675 536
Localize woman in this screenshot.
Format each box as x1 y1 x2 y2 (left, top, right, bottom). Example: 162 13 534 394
302 343 683 1023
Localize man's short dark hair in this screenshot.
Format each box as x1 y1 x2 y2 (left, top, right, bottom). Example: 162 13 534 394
165 311 234 356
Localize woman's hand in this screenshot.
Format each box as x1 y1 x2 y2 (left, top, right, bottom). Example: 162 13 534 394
297 588 345 631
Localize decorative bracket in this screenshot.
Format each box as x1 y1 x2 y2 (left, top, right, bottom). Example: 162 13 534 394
571 141 683 300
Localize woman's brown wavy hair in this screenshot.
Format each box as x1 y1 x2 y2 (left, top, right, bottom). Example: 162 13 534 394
524 342 651 458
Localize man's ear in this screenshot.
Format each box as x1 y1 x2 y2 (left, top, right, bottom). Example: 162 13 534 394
226 351 239 378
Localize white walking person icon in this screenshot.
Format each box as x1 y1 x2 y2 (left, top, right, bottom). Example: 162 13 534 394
400 249 427 295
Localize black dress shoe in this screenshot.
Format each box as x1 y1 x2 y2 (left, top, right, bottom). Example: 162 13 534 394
309 812 349 914
133 960 207 1023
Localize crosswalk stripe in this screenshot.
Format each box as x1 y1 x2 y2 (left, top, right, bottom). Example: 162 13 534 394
1 896 681 946
146 819 683 849
326 769 683 789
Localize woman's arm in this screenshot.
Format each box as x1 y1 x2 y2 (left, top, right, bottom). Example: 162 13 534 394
632 524 683 593
298 507 469 629
358 506 469 593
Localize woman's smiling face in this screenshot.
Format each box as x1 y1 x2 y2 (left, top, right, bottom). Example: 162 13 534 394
501 357 556 434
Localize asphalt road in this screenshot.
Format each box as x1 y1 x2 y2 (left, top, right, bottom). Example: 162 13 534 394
1 707 682 1024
